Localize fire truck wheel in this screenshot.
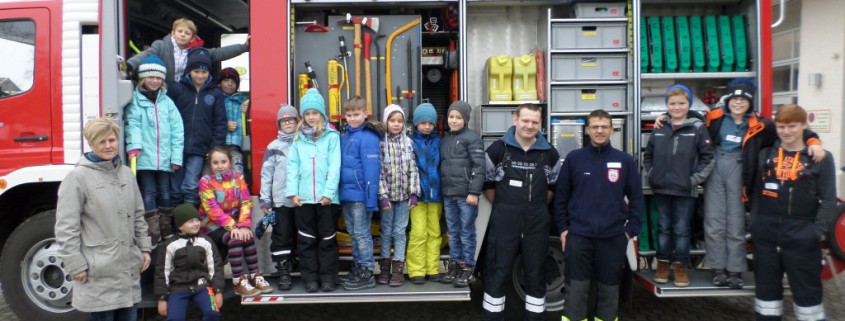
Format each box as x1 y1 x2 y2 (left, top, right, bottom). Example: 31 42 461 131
829 204 845 261
0 210 87 321
506 236 566 318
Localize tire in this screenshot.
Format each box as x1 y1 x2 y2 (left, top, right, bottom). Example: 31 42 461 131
829 204 845 261
0 210 88 321
505 237 566 320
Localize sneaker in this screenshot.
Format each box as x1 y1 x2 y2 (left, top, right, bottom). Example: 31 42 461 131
712 269 729 287
653 260 670 284
276 260 292 291
441 261 460 284
250 272 274 293
233 276 261 296
339 263 357 284
321 281 336 292
410 276 426 285
427 273 443 283
343 266 376 291
388 260 405 287
305 281 320 293
728 272 744 289
671 262 689 287
454 263 474 288
377 258 391 285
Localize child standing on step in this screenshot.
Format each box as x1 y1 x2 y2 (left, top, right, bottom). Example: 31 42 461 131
217 67 249 173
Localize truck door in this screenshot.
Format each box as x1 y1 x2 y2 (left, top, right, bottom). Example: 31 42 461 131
0 8 51 170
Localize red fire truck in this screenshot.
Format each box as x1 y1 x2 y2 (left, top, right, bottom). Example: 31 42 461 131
0 0 843 320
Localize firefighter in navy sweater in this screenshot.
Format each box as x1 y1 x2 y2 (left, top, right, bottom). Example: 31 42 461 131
555 109 643 321
751 104 835 321
481 104 561 321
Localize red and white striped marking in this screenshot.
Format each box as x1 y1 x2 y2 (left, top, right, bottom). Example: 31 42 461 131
241 296 285 303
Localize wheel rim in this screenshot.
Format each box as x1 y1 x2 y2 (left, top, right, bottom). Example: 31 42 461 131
511 237 566 312
21 238 74 313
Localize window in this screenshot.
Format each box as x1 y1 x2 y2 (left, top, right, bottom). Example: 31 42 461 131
0 19 35 98
771 28 800 113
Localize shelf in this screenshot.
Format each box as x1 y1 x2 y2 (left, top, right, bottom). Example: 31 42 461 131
551 111 631 117
550 48 629 54
483 101 544 106
550 18 629 24
551 80 630 85
640 71 756 80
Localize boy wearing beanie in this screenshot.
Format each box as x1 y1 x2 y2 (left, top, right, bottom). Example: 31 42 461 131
259 104 300 291
218 67 249 173
407 103 444 284
167 47 227 207
155 204 224 320
439 101 485 287
339 96 382 291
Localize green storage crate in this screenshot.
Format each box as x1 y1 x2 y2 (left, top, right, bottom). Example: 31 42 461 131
677 16 691 72
704 16 720 72
662 16 678 72
718 15 735 72
648 17 663 73
641 17 649 73
638 196 660 252
690 16 706 72
733 15 748 71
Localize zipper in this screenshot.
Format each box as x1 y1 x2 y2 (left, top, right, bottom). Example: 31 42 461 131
787 187 793 216
187 91 199 150
154 101 160 170
312 156 317 203
528 173 533 203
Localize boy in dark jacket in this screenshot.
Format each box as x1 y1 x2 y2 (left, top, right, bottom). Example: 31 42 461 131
643 84 714 287
155 204 224 321
167 47 228 206
439 101 485 287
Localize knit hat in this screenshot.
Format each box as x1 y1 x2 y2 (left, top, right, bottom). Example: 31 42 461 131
413 103 437 126
173 203 199 230
137 55 167 80
217 67 240 88
726 83 754 106
185 47 211 73
383 104 405 124
665 84 692 104
277 104 299 127
299 88 327 120
447 101 471 123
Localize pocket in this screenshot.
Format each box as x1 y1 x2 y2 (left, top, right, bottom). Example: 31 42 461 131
82 238 122 278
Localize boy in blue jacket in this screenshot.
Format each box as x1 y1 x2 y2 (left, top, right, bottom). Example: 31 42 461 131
167 47 227 207
218 67 248 173
339 96 382 291
407 103 443 284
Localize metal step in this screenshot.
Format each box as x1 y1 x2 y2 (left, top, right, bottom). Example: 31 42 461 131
633 270 757 298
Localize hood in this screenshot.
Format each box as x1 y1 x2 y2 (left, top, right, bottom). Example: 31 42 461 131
77 152 123 172
133 87 169 106
501 126 551 151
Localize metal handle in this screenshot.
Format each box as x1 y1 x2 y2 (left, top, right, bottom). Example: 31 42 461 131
772 0 786 28
14 136 48 142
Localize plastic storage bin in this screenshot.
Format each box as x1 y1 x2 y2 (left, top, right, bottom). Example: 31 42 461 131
512 54 538 101
481 107 517 134
487 55 513 101
610 118 625 150
550 86 626 112
551 23 627 50
551 54 627 81
573 2 626 18
550 120 585 159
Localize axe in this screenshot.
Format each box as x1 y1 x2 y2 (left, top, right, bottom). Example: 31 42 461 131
340 15 379 116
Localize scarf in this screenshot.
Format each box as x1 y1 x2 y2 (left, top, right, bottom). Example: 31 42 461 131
278 129 295 142
300 124 316 140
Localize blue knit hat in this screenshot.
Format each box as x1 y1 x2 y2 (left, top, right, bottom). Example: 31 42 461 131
413 103 437 126
665 84 692 104
299 88 327 120
185 47 211 73
138 55 167 79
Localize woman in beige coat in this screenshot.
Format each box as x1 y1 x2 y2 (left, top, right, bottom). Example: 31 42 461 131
55 117 152 321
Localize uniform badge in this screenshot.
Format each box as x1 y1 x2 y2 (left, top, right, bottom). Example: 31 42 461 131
607 169 619 183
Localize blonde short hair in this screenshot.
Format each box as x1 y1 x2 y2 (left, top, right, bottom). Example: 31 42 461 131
172 18 197 36
83 117 121 146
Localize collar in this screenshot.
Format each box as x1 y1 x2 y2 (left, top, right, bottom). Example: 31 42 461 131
501 126 551 151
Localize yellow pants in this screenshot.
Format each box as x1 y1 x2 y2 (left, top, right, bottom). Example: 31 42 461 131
406 202 443 277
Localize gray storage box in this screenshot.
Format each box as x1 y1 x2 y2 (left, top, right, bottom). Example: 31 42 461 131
551 23 627 50
574 2 627 18
551 86 627 112
551 54 627 81
550 121 584 159
481 107 516 134
611 118 625 151
483 136 501 150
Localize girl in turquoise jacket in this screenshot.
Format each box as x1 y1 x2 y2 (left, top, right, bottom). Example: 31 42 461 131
284 88 342 292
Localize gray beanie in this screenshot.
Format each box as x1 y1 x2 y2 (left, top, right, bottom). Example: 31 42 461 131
277 104 299 128
447 101 471 123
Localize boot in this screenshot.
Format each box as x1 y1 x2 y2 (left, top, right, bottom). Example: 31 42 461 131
727 272 744 289
143 209 160 248
276 259 292 291
441 260 460 284
672 262 689 287
343 265 375 291
712 269 729 286
158 207 175 239
454 263 473 288
377 258 391 285
653 260 670 284
388 260 405 287
339 263 357 284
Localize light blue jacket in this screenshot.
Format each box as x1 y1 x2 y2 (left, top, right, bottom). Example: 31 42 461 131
285 127 341 205
125 88 184 171
223 92 247 147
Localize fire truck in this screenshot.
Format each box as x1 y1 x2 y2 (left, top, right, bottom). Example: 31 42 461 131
1 0 843 320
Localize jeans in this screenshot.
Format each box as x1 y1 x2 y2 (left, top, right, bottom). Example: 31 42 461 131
136 170 171 210
170 155 205 206
89 305 137 321
380 200 410 260
443 197 478 266
166 289 221 321
655 194 696 264
343 202 375 270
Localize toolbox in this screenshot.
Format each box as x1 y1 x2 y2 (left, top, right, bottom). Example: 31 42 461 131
550 120 585 159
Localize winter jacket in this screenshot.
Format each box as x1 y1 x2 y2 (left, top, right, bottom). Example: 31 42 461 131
705 107 820 203
411 130 442 203
440 127 486 197
154 234 224 300
285 128 342 205
55 155 151 312
223 92 247 147
127 35 248 88
260 133 294 209
125 88 184 171
483 126 561 205
554 142 643 238
379 133 421 202
339 124 382 211
198 170 253 233
643 117 715 197
167 74 227 157
751 143 837 237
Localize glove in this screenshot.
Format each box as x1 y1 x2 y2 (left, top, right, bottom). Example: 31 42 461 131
128 149 140 158
379 198 390 210
172 164 180 171
255 210 276 240
408 195 418 208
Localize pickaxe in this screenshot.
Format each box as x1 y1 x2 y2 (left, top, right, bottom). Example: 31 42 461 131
338 15 379 116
